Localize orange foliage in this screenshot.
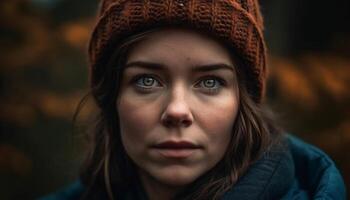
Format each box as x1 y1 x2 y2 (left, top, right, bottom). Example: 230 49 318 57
61 21 93 49
301 54 350 101
1 1 50 69
0 103 37 126
0 91 96 125
269 57 318 108
0 144 32 176
269 54 350 109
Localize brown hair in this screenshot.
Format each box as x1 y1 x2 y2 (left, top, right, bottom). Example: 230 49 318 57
76 29 282 200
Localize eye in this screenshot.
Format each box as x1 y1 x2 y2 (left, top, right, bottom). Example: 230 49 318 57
195 76 225 94
134 75 162 89
197 77 223 89
202 79 217 88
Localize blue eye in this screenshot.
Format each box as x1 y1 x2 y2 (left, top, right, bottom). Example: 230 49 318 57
201 79 218 88
198 78 222 89
196 77 225 94
134 75 162 89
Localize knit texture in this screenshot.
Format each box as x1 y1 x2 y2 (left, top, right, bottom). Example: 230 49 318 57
88 0 267 103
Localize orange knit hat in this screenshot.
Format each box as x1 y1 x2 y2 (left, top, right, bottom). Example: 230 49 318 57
88 0 267 103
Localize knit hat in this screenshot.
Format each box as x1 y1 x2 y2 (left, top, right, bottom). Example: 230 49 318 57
88 0 267 103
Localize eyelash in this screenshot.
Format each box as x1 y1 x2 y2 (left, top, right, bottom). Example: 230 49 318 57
131 74 226 94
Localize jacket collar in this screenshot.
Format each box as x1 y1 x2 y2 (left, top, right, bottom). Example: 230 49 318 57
222 139 295 200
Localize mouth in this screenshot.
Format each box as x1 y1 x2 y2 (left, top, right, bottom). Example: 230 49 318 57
151 141 201 158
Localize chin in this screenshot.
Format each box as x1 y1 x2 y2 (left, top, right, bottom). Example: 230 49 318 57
150 165 204 187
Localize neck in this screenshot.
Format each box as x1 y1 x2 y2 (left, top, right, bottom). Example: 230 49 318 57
138 170 183 200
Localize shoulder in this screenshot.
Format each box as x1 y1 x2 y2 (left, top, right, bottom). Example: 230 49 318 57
38 181 84 200
282 134 346 199
221 133 346 200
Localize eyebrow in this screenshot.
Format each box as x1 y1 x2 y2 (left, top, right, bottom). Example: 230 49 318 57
124 61 164 71
124 61 235 72
192 63 234 72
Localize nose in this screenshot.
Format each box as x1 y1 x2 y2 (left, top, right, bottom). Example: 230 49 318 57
160 86 193 128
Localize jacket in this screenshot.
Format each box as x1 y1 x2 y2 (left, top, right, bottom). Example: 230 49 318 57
40 135 346 200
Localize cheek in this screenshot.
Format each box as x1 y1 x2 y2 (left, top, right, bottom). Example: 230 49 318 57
200 93 238 126
196 93 239 151
117 93 160 147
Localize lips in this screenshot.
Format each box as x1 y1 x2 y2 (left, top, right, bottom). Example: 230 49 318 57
151 141 201 158
153 141 200 149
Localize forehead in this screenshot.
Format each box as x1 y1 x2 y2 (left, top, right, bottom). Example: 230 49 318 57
126 28 235 68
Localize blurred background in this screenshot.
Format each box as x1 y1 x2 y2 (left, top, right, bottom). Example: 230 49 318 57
0 0 349 199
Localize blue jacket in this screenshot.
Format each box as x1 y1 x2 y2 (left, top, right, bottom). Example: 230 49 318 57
40 135 346 200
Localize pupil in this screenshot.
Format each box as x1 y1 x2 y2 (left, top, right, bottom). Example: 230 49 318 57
205 79 215 88
143 77 154 86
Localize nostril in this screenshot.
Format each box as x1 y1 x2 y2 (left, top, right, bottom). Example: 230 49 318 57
161 114 193 127
181 119 192 127
162 117 177 127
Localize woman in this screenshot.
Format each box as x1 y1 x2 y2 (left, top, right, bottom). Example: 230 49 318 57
42 0 346 199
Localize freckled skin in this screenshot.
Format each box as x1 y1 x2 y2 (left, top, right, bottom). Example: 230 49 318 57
117 28 239 199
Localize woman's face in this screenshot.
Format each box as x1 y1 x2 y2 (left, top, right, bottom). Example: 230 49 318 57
117 28 239 189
